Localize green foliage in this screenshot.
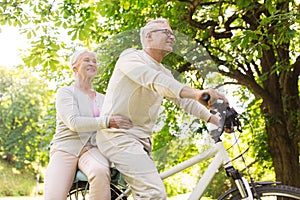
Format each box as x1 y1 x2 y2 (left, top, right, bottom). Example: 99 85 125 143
0 66 54 170
205 170 232 198
2 0 298 85
245 99 273 169
37 102 57 168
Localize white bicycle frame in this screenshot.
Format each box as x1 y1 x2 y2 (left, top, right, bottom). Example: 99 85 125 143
160 140 252 200
160 141 232 200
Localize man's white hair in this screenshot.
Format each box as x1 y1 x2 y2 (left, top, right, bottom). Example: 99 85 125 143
140 18 170 49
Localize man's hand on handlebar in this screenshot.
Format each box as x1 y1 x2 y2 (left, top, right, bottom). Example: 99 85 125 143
196 89 239 134
196 88 229 109
179 87 237 133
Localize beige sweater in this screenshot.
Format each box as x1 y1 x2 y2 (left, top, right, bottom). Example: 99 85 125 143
50 85 108 156
100 48 211 138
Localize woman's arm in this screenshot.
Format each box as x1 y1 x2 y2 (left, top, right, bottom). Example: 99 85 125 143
56 87 132 132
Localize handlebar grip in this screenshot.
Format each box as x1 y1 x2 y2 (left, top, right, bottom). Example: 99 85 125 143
201 93 210 102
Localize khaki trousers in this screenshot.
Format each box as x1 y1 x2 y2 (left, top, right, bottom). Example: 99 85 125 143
44 147 110 200
96 133 167 200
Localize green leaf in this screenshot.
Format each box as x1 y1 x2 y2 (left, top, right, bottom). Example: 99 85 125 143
236 0 252 9
265 0 276 14
27 31 31 39
71 30 78 40
257 45 263 58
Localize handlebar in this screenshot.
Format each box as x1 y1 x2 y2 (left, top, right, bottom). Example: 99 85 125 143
201 93 241 141
201 93 211 102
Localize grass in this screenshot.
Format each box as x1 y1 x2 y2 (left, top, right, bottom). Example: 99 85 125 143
0 160 38 197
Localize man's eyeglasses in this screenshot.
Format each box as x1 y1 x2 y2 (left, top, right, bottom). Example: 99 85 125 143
150 29 175 39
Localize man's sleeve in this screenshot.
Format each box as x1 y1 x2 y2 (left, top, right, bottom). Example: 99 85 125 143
170 98 212 122
118 49 185 99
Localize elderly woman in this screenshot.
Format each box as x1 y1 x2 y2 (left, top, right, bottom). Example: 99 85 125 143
44 49 132 200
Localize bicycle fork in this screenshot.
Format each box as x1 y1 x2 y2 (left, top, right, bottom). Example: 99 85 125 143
226 166 254 200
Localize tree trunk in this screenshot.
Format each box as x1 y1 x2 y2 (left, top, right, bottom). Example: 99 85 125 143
261 55 300 187
265 114 300 187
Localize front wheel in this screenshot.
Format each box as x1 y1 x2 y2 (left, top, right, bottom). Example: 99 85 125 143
219 184 300 200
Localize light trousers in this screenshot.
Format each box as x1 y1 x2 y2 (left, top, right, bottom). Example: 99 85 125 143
96 133 167 200
44 147 110 200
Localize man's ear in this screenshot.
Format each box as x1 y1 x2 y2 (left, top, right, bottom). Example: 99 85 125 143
73 67 78 73
146 32 152 39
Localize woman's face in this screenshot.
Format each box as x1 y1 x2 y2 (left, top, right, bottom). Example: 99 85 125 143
74 52 98 79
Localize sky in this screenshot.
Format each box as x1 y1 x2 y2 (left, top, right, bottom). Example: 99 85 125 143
0 25 28 67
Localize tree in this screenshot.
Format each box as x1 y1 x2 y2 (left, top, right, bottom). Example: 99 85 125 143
171 0 300 187
1 0 299 187
0 66 54 170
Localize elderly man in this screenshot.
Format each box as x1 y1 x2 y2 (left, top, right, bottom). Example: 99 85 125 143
96 18 227 199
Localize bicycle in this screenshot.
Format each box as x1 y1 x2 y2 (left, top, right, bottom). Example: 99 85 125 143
68 97 300 200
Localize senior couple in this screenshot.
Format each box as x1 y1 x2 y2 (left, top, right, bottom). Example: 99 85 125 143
44 18 230 200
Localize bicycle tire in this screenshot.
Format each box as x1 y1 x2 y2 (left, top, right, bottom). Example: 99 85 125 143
68 181 127 200
219 184 300 200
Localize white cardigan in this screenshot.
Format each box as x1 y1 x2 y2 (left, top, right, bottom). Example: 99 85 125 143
50 85 109 156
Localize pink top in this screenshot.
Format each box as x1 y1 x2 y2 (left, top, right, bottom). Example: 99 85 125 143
91 98 100 117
